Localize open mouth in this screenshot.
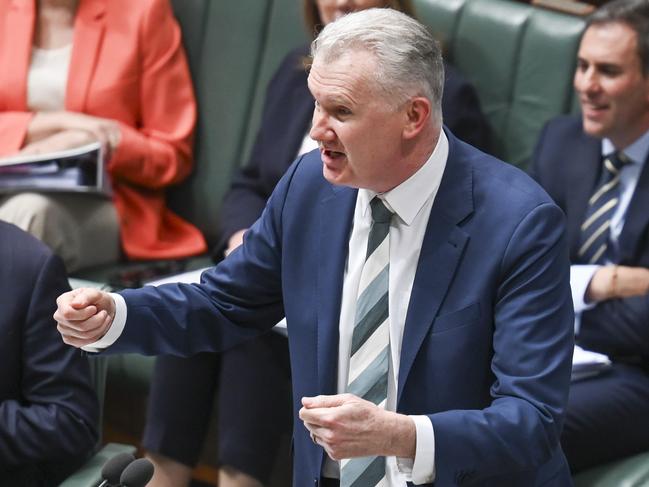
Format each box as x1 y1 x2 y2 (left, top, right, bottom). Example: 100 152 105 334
324 149 345 159
581 100 609 116
320 147 346 163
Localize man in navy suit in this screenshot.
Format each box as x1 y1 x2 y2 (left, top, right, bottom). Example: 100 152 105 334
532 0 649 473
55 8 574 486
0 221 98 486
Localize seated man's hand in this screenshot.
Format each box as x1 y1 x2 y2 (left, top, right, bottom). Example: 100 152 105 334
299 393 416 461
587 265 649 302
54 288 116 348
224 229 246 257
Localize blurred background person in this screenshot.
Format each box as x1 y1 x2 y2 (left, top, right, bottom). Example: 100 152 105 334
0 0 205 272
0 221 98 486
531 0 649 473
143 1 491 486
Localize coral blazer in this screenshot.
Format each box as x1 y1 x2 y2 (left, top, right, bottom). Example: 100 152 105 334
0 0 206 260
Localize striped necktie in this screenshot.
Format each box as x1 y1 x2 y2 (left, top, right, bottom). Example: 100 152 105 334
578 152 630 264
341 197 392 487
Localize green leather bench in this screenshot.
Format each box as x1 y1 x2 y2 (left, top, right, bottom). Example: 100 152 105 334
81 0 648 484
415 0 584 167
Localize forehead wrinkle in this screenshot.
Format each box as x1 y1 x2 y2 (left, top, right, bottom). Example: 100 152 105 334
308 55 376 107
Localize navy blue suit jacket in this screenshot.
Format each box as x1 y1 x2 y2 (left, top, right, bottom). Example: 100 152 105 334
114 130 573 486
532 115 649 366
0 222 98 484
218 46 491 253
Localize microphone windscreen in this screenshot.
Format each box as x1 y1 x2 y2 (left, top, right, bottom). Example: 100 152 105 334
101 452 135 484
120 457 155 487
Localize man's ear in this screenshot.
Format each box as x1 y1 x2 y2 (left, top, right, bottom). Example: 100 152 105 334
403 97 432 139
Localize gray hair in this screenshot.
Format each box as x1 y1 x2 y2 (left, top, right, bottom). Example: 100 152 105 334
310 8 444 119
587 0 649 76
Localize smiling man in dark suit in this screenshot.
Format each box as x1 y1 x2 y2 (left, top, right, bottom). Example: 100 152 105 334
54 8 573 487
532 0 649 474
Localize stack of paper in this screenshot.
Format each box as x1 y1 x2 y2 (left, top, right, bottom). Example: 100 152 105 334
0 142 110 195
572 345 612 381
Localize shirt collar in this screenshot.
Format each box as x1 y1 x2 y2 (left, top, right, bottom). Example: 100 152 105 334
602 129 649 167
358 130 449 226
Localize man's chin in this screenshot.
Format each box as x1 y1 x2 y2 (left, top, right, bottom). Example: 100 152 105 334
581 118 608 139
322 166 351 187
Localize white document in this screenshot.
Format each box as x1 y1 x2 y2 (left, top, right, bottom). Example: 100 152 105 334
571 345 612 381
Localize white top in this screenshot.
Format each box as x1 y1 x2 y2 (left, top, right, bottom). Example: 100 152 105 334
27 44 72 112
570 130 649 333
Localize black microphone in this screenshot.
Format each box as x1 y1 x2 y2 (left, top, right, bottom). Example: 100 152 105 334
119 457 155 487
97 452 136 487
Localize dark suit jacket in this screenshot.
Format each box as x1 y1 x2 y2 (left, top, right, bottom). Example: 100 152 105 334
218 46 491 252
0 222 98 485
114 130 573 486
532 116 649 366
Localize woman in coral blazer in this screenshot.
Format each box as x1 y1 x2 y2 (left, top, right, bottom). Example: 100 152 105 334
0 0 206 270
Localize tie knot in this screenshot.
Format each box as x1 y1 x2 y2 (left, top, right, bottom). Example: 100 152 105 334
605 151 630 174
370 197 392 224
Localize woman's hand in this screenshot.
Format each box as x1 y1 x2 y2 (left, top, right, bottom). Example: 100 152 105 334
19 129 99 155
26 111 122 153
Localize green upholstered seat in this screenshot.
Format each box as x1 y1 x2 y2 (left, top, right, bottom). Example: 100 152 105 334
573 451 649 487
414 0 584 168
168 0 275 246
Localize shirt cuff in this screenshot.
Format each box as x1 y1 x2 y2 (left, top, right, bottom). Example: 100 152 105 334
396 415 435 484
81 292 128 353
570 265 600 313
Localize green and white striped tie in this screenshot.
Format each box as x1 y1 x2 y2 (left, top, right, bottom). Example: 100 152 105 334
341 197 392 487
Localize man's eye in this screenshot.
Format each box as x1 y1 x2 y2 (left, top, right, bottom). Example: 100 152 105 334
337 107 351 116
600 66 621 76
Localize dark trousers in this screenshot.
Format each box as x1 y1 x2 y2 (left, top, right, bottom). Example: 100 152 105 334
143 331 292 483
561 362 649 473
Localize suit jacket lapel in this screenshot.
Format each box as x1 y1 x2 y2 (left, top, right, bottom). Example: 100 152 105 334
0 0 34 110
66 0 106 111
564 135 601 258
618 157 649 262
397 132 473 404
316 186 356 395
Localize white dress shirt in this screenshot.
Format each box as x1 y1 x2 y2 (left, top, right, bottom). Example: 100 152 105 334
321 132 448 485
570 131 649 333
83 131 450 485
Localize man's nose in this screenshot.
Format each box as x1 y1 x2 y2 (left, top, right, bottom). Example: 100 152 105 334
575 68 600 95
310 108 333 141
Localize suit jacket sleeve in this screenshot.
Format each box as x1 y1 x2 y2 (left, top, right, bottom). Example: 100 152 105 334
430 202 574 484
111 158 305 356
107 0 196 190
0 112 33 155
0 250 98 467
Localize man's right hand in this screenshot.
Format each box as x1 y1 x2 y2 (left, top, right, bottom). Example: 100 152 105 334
54 288 116 348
